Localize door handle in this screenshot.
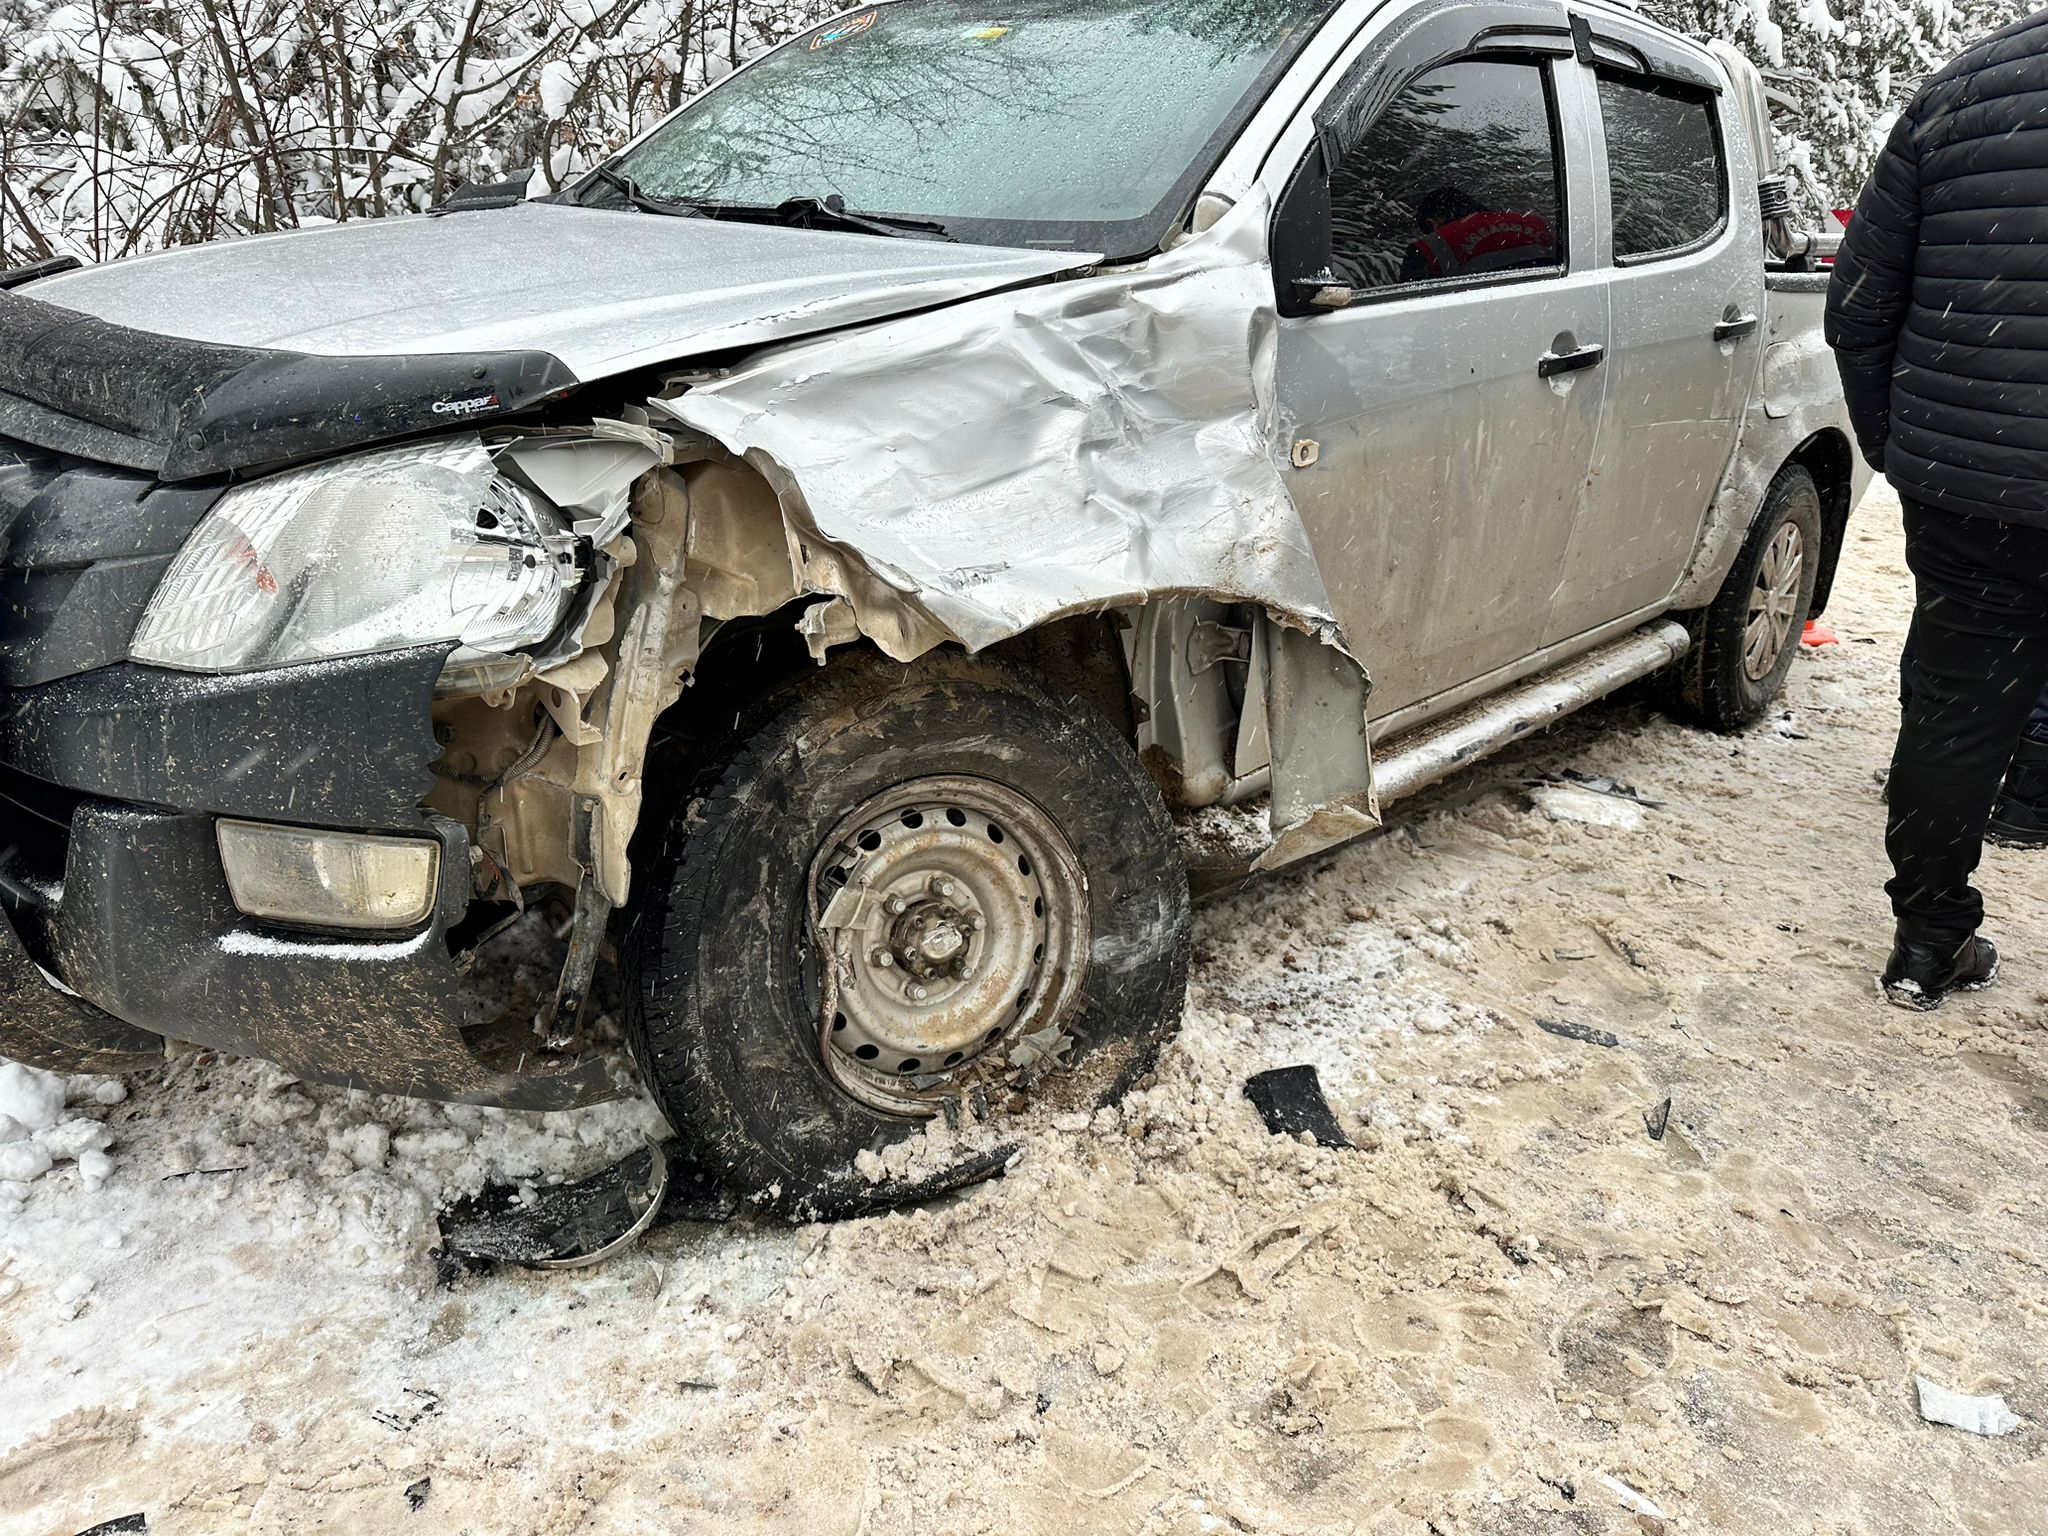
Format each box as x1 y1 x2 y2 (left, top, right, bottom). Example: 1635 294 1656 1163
1714 313 1761 342
1538 342 1606 378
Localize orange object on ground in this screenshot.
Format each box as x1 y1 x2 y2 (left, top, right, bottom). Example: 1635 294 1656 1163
1802 620 1839 647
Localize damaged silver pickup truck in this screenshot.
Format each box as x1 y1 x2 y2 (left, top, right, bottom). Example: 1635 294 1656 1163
0 0 1867 1216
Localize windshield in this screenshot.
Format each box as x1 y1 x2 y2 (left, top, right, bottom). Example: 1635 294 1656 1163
599 0 1338 256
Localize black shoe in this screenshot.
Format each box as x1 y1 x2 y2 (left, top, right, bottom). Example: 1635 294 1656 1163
1880 931 2000 1011
1988 739 2048 849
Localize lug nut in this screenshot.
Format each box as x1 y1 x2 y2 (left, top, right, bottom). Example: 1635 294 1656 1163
967 913 986 932
884 895 908 916
932 877 956 900
906 983 929 1003
870 947 895 969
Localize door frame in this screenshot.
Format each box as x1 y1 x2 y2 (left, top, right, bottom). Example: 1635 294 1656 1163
1257 0 1619 726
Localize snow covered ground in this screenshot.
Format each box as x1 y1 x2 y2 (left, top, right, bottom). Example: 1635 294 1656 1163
3 484 2045 1535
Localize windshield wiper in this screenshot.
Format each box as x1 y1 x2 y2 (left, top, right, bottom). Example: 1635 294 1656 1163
686 193 956 242
583 166 703 219
582 177 955 242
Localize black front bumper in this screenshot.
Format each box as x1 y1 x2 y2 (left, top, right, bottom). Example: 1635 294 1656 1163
0 654 614 1112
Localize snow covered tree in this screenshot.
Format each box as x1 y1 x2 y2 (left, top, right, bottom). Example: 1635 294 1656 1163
1644 0 2025 212
0 0 836 262
0 0 2031 265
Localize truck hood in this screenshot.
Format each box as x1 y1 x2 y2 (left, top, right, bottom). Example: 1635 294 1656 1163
26 201 1091 379
0 202 1092 481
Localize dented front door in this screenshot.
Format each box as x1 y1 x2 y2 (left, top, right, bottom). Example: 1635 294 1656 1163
1271 44 1609 720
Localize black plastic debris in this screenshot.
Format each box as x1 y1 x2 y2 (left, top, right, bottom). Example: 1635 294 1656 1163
1535 1017 1620 1049
75 1517 145 1536
371 1388 442 1432
405 1477 432 1512
1644 1098 1674 1141
660 1150 743 1227
437 1142 692 1275
1243 1065 1352 1148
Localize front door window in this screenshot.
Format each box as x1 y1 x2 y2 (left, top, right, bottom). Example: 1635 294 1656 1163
1327 57 1566 297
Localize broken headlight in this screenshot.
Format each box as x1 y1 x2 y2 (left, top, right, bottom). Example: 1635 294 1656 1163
130 436 579 673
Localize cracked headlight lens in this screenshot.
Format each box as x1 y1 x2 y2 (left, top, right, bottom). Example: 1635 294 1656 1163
130 436 578 673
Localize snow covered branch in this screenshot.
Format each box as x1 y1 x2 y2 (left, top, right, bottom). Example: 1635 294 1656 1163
0 0 834 261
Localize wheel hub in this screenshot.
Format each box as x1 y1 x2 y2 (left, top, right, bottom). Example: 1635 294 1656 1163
808 776 1086 1117
882 880 978 981
1743 521 1807 682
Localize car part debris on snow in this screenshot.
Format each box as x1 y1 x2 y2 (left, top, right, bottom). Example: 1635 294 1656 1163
1535 1018 1621 1049
1550 769 1663 808
1914 1375 2023 1436
1529 782 1651 830
1593 1472 1669 1522
436 1141 682 1272
1644 1098 1674 1141
1242 1066 1352 1148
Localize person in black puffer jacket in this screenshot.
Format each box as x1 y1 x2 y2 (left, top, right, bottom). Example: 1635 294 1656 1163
1826 10 2048 1008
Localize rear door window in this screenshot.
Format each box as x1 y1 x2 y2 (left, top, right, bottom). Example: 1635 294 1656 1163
1598 71 1727 261
1326 57 1565 296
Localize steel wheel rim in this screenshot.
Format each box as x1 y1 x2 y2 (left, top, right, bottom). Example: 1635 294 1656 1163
1742 521 1806 681
807 775 1089 1118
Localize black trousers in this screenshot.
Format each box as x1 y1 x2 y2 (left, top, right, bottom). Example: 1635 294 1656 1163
1889 499 2048 944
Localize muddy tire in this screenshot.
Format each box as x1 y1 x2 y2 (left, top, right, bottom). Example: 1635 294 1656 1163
1668 463 1823 733
624 651 1190 1220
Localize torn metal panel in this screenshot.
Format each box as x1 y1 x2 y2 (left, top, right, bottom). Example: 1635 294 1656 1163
498 422 666 544
653 194 1375 848
1256 621 1377 871
658 192 1341 659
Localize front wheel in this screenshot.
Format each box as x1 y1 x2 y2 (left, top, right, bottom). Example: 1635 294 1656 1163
625 651 1190 1220
1668 463 1824 733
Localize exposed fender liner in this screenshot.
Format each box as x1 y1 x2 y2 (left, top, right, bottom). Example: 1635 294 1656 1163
654 190 1377 843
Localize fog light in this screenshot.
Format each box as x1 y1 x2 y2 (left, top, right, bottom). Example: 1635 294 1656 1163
217 820 441 932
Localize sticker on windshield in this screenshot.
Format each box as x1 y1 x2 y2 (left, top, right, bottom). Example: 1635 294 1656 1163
965 24 1010 39
809 12 876 48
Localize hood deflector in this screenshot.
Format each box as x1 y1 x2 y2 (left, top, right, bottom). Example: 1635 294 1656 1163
0 291 579 481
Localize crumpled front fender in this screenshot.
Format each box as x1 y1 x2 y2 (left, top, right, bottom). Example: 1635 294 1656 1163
657 194 1377 861
660 192 1343 658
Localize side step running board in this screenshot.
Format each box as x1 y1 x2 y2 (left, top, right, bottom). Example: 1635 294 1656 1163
1180 620 1691 891
1371 620 1692 807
